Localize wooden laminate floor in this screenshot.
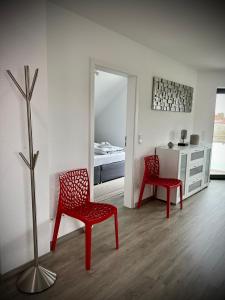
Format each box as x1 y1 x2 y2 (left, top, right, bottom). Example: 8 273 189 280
1 180 225 300
94 177 124 202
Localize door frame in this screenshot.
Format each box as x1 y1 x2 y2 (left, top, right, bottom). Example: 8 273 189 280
89 58 138 208
210 88 225 180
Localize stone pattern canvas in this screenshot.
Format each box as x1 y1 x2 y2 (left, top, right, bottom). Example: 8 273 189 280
152 77 193 112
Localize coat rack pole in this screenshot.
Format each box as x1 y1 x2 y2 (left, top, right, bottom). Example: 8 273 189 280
7 66 56 294
24 66 39 267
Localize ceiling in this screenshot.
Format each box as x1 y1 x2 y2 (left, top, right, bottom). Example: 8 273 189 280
50 0 225 71
95 70 127 117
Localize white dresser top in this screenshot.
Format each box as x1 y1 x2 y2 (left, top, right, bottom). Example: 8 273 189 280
156 144 211 153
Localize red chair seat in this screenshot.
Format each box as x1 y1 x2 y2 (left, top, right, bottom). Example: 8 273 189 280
145 177 182 188
65 202 116 224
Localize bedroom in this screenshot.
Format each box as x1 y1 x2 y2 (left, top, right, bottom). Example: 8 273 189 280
93 69 127 201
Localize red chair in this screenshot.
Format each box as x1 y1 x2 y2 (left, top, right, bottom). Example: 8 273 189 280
137 155 183 218
51 168 119 270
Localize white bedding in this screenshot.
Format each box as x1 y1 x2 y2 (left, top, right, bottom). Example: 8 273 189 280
94 151 125 167
94 142 124 155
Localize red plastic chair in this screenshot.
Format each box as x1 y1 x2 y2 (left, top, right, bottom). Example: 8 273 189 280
137 155 183 218
51 168 119 270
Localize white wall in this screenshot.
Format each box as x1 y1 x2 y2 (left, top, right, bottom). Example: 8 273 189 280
0 0 49 274
95 71 127 147
193 71 225 144
47 2 197 224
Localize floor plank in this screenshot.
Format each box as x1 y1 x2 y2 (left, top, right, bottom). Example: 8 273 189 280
94 177 124 202
1 180 225 300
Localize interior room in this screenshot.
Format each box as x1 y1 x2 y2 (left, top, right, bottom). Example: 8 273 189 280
94 69 127 202
1 0 225 299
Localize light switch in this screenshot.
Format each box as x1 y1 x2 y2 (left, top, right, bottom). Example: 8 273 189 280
138 134 143 144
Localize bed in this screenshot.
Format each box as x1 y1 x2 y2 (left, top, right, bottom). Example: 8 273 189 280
94 142 125 185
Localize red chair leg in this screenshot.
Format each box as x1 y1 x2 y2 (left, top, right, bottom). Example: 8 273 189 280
137 180 146 208
114 211 119 249
154 186 158 199
51 207 62 251
180 184 183 210
166 188 170 219
85 224 92 270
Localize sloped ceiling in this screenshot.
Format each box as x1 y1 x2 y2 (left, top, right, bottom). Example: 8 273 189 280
95 70 127 117
50 0 225 71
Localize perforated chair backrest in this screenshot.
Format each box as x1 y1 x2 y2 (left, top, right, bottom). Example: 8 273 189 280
59 168 90 210
144 155 160 178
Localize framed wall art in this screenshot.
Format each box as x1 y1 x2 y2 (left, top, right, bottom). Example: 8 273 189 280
152 77 193 112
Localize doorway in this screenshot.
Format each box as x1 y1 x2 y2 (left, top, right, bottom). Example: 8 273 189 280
89 61 137 208
94 69 127 201
210 88 225 179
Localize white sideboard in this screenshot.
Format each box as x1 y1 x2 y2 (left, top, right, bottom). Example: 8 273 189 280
156 145 212 204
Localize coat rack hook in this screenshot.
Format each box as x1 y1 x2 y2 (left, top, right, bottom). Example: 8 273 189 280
19 152 31 169
33 151 39 169
6 70 26 100
29 69 38 101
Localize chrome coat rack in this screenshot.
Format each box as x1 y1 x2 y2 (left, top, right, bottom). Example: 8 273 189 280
7 66 56 294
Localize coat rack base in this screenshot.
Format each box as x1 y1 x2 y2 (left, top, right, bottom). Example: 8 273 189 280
17 264 57 294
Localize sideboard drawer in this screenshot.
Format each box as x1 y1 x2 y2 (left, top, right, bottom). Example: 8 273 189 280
188 178 202 194
189 165 203 177
190 149 204 161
